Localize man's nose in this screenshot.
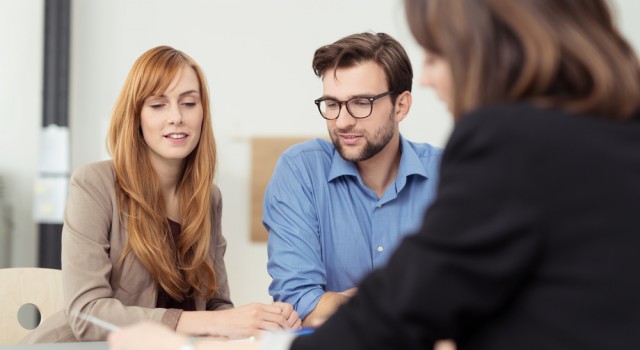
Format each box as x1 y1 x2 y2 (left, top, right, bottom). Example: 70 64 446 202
334 102 356 129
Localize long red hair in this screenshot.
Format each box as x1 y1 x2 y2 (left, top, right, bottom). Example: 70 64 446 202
107 46 218 300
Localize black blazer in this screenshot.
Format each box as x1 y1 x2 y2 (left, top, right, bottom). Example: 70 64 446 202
292 103 640 350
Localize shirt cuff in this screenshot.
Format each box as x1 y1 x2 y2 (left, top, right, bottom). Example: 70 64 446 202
296 289 324 319
161 308 183 330
261 332 298 350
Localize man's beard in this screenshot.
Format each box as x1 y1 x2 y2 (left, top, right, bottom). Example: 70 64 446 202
330 109 396 162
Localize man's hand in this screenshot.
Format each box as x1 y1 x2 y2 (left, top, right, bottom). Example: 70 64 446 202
337 287 358 298
302 288 358 327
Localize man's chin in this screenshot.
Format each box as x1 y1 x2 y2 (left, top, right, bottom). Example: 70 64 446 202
333 142 359 160
337 149 365 162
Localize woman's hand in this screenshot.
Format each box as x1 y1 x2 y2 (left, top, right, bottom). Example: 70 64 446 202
273 301 302 330
209 302 301 339
178 302 301 339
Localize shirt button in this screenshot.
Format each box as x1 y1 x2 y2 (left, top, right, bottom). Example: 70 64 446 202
377 204 382 208
377 246 384 252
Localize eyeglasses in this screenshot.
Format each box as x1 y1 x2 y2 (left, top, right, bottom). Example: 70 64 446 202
314 91 394 120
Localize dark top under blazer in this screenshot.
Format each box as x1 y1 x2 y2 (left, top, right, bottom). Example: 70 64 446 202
292 103 640 350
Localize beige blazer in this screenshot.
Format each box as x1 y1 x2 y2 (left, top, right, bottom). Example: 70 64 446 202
23 160 233 343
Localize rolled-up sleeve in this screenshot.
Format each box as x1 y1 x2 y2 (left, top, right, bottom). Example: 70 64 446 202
264 155 326 319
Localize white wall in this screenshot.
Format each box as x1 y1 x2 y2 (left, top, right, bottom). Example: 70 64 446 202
1 0 639 306
0 0 43 268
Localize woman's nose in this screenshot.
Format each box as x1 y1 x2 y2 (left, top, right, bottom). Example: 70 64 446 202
167 106 184 125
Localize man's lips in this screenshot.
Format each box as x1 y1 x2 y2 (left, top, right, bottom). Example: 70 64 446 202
338 133 362 145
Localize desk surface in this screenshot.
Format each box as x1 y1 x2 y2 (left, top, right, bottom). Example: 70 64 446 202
0 342 107 350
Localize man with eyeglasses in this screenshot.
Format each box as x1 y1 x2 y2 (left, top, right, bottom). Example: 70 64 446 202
264 32 442 327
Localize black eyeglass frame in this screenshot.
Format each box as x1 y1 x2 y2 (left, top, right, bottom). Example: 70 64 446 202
314 90 395 120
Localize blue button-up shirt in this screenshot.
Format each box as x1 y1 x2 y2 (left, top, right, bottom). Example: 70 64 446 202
264 136 442 319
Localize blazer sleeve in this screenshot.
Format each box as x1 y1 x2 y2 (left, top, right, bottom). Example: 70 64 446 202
62 163 167 341
291 109 544 349
206 184 233 310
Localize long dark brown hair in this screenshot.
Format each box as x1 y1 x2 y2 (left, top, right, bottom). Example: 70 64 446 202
405 0 640 120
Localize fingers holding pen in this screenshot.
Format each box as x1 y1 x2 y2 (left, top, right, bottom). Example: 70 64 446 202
177 302 301 339
253 302 299 331
290 315 302 330
272 302 301 329
274 302 294 320
230 302 299 333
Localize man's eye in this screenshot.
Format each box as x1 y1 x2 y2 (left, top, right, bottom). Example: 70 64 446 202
325 101 339 109
352 99 371 108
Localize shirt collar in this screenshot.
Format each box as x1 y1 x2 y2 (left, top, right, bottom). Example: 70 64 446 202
398 135 429 180
327 135 429 183
328 146 360 182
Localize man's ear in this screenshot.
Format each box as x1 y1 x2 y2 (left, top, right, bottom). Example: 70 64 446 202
394 91 412 123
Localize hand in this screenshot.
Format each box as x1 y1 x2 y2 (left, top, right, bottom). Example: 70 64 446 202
108 322 186 350
210 302 300 338
180 302 300 339
273 301 302 330
434 340 457 350
301 288 356 328
337 287 358 298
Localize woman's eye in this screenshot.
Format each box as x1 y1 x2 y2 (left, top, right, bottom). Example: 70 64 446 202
182 102 197 108
150 103 164 109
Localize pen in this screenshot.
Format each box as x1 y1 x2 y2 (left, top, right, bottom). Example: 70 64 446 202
294 328 315 336
74 311 120 332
